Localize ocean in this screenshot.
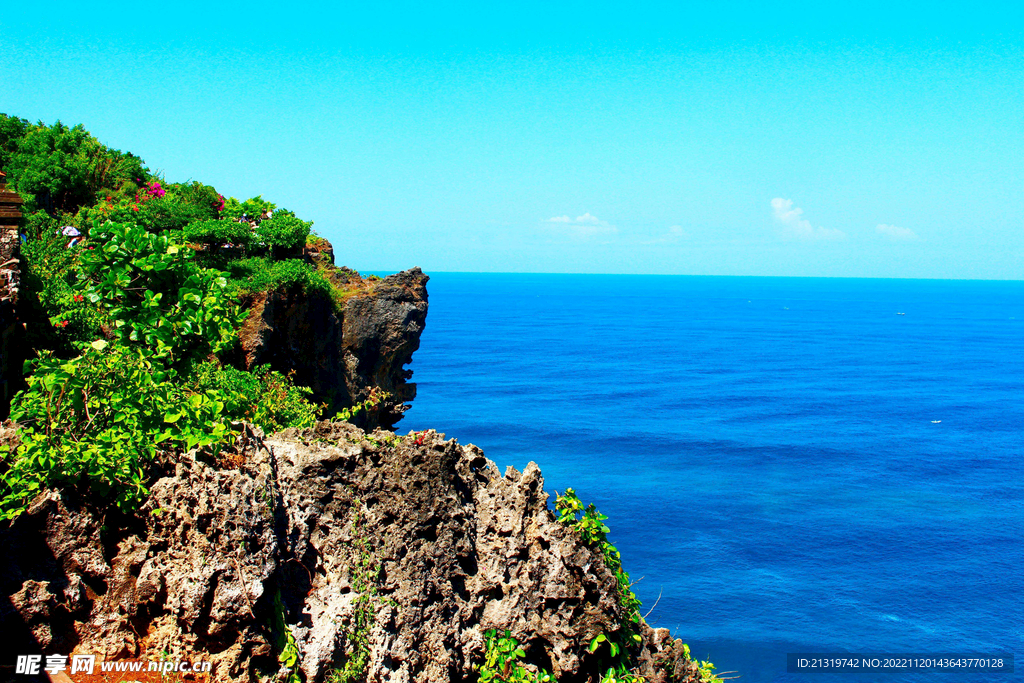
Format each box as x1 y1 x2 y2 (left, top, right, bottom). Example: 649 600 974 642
396 273 1023 683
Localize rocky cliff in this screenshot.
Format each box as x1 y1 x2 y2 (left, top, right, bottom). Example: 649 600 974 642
0 422 700 683
236 267 428 430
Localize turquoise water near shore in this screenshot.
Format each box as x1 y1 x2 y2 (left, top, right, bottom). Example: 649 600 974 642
396 273 1023 683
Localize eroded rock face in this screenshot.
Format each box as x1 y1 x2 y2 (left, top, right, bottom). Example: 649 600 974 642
237 267 428 430
0 424 700 683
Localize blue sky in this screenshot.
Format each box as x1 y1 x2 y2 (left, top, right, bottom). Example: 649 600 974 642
2 1 1022 278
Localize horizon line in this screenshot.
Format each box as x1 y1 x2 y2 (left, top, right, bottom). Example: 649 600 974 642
366 269 1024 283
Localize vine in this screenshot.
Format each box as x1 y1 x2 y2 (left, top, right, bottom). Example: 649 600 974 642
552 489 724 682
269 589 302 683
326 498 379 683
555 488 644 683
334 389 390 423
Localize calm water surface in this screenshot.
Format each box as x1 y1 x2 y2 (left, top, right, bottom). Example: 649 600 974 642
394 273 1023 683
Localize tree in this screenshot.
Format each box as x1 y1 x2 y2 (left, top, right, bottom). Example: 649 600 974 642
6 120 148 215
255 209 313 258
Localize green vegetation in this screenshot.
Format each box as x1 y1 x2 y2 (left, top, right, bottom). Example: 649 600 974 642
475 491 717 683
334 390 389 423
0 117 146 216
680 645 724 683
478 630 554 683
224 257 336 302
552 489 721 683
0 114 365 520
269 589 302 683
326 498 380 683
555 488 644 683
0 113 325 297
192 363 322 434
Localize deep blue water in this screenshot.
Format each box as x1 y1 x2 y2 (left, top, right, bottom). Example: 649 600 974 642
395 273 1023 683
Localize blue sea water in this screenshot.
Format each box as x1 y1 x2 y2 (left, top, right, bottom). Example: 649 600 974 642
396 273 1024 683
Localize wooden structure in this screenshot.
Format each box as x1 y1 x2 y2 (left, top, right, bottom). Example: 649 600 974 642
0 170 22 419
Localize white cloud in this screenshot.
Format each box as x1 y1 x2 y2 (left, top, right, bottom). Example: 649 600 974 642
770 198 846 241
547 213 606 226
876 223 919 241
545 212 617 237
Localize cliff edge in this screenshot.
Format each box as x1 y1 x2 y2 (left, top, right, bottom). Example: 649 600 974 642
0 423 700 683
236 266 429 430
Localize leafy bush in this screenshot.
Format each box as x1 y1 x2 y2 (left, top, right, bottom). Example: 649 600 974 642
0 113 30 171
2 342 234 518
225 257 335 302
254 209 312 256
131 194 213 233
1 117 148 215
171 181 223 219
478 629 553 683
556 489 645 683
1 222 325 520
221 195 276 223
20 229 105 349
192 363 321 434
183 218 253 250
81 222 242 366
76 180 224 235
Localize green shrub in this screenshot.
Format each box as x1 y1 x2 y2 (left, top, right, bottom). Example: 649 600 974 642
183 218 253 250
0 113 30 172
3 118 149 215
478 629 553 683
132 194 211 233
254 210 312 256
226 257 335 301
21 229 105 350
2 342 234 518
193 363 321 434
171 181 223 219
81 222 242 366
556 489 645 683
221 195 276 223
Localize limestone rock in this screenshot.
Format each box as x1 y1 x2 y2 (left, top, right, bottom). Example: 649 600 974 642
0 424 699 683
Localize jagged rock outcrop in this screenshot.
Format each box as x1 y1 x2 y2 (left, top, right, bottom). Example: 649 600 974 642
236 268 428 430
0 424 700 683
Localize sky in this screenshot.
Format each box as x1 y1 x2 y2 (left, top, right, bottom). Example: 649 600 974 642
2 1 1023 278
